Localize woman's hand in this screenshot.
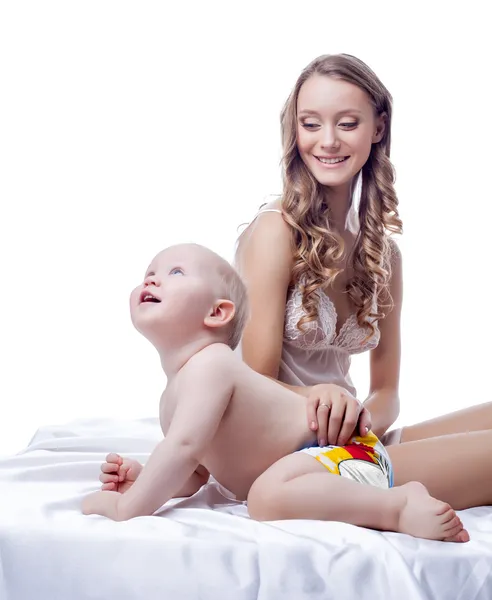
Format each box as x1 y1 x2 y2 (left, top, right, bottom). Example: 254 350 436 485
306 383 372 446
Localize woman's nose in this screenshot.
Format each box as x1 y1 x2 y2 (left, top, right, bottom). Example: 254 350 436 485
320 127 340 150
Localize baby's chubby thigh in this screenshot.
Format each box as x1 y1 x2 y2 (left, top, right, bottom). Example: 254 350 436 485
246 451 328 521
246 433 392 521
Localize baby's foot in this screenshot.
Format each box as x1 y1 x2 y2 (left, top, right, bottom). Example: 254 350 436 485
392 482 469 543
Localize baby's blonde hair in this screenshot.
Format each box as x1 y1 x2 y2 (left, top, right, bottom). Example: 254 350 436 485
176 244 248 348
215 259 249 350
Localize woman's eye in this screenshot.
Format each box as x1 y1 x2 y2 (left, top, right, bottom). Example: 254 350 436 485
169 268 184 276
339 122 358 129
302 122 320 130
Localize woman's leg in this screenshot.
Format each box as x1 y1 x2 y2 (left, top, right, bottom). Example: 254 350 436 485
400 402 492 443
387 429 492 509
247 453 468 541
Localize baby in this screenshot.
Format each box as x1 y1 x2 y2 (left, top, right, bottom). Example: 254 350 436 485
82 243 469 543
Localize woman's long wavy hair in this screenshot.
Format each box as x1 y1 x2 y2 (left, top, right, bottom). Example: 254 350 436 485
281 53 402 336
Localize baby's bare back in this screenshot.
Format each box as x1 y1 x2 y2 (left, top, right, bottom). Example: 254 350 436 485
163 352 316 500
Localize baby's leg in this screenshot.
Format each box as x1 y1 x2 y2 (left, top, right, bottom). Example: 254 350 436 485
247 453 469 542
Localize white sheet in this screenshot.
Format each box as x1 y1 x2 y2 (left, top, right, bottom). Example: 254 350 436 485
0 418 491 600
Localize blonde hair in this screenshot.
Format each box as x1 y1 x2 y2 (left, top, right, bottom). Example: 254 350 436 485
280 53 402 336
216 260 249 350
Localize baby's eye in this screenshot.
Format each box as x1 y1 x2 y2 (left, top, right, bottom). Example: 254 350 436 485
169 267 184 276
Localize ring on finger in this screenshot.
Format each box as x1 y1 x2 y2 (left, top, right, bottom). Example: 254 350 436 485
319 403 330 409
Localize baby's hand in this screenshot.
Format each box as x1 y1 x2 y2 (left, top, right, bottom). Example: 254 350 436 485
99 453 143 494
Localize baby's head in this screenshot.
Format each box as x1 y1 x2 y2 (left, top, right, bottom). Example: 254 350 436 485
130 243 249 351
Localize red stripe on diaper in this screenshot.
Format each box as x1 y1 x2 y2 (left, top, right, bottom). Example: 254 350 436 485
344 443 377 464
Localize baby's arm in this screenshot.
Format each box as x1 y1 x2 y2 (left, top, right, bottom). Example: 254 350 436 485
99 453 209 497
175 464 210 497
82 346 233 520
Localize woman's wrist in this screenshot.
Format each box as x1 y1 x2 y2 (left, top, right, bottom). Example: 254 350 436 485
363 389 400 437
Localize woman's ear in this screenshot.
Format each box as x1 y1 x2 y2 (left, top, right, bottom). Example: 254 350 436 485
373 112 387 143
204 299 236 329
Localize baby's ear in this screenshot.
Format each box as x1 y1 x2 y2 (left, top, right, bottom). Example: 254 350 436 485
204 299 236 329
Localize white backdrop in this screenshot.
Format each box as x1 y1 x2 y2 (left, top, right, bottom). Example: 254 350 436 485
0 2 490 456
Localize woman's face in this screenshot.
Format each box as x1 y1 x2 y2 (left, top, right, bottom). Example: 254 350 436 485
296 74 384 189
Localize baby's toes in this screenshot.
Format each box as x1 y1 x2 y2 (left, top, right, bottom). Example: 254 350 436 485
443 515 462 532
444 527 470 543
437 506 456 523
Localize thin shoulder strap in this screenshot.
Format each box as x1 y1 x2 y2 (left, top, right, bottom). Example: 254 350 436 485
257 208 282 215
236 206 283 244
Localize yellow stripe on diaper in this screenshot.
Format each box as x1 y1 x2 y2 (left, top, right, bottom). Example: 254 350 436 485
314 447 353 475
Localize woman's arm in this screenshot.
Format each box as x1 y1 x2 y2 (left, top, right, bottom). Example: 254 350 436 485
236 209 294 379
236 209 370 445
364 241 403 438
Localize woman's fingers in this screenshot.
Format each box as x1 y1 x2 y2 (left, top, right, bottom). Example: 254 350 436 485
307 385 367 447
307 396 320 431
337 398 360 446
327 396 346 445
358 407 372 437
316 401 330 446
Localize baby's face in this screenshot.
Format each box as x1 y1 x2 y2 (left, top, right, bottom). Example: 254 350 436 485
130 244 219 344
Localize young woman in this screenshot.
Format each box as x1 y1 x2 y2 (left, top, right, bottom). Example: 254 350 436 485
236 53 492 510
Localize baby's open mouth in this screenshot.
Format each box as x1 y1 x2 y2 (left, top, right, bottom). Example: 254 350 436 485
140 291 161 304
